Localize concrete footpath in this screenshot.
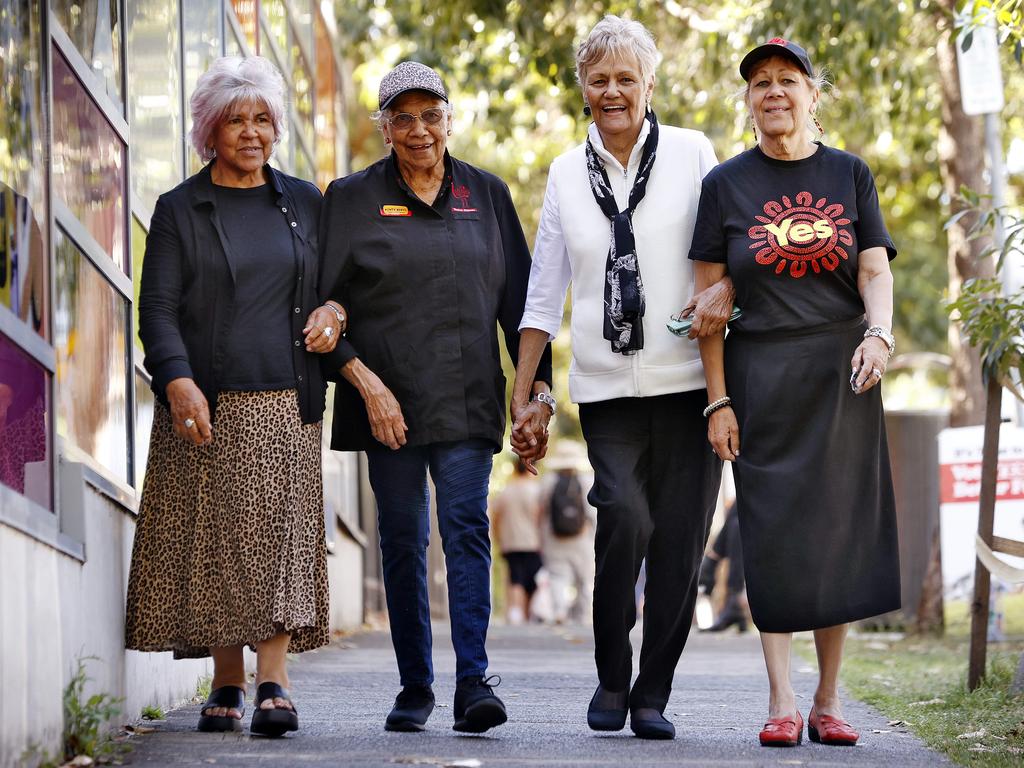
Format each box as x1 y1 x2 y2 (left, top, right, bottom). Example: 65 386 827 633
123 623 952 767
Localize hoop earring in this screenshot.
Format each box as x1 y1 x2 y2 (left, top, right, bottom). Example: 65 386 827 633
583 103 592 117
813 115 824 138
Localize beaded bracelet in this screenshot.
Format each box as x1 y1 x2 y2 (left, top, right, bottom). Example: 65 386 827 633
703 396 732 418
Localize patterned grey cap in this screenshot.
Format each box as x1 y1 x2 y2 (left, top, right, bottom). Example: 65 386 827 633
378 61 448 110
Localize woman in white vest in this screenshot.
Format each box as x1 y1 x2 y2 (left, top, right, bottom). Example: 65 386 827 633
509 15 731 740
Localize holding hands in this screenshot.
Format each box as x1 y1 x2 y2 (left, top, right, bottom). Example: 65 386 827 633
510 396 553 474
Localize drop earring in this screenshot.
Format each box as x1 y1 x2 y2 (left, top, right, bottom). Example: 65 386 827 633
813 115 824 138
583 103 592 117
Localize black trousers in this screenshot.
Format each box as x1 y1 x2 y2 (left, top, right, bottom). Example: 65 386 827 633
579 391 722 711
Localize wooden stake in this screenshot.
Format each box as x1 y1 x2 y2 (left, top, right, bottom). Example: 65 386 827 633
968 375 1003 690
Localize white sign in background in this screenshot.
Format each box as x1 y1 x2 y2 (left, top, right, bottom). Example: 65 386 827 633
938 425 1024 591
956 22 1005 116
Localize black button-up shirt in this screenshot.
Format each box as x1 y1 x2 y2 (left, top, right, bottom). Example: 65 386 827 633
320 152 552 451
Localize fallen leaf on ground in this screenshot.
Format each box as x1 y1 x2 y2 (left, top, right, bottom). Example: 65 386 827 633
956 729 986 740
887 720 905 727
444 761 482 768
908 698 945 707
124 725 156 734
968 744 994 753
61 757 93 768
871 729 892 734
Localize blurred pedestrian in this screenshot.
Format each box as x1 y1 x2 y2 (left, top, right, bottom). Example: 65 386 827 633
509 15 731 740
319 61 552 734
125 56 338 738
492 458 545 625
542 441 595 625
691 38 901 748
698 501 747 633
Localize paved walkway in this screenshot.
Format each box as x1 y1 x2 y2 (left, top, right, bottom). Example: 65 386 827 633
124 623 952 767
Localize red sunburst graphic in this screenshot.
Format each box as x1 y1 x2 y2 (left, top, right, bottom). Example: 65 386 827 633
747 191 854 278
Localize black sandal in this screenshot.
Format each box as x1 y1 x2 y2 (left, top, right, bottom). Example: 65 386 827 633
197 685 245 732
250 682 299 738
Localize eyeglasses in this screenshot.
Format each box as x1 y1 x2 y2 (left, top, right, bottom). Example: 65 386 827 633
386 107 447 130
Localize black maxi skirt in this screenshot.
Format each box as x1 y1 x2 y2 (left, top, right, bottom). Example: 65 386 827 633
724 317 901 633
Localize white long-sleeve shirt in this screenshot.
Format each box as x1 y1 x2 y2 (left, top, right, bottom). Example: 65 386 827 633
520 121 718 403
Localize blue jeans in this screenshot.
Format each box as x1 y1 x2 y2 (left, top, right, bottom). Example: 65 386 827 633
366 439 494 686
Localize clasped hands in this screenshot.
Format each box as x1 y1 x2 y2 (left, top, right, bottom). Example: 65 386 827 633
510 397 552 475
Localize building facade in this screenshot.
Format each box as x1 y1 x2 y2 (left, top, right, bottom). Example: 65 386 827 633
0 2 370 763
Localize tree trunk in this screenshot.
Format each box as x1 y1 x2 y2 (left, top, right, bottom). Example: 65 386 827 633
936 0 994 428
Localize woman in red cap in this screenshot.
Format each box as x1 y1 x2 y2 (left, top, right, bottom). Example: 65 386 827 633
689 39 901 748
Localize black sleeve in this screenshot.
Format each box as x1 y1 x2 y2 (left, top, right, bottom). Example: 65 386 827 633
317 179 360 381
138 195 193 400
852 157 897 261
687 174 728 263
495 181 553 387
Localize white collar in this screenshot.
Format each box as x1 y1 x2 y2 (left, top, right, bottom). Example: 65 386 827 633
587 118 651 173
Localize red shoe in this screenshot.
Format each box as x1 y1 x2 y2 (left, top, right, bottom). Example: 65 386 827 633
759 710 803 747
808 707 859 746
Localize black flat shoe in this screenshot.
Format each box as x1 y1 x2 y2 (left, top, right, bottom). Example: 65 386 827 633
453 675 507 733
630 707 675 740
385 685 435 732
587 684 628 732
197 685 245 732
250 682 298 738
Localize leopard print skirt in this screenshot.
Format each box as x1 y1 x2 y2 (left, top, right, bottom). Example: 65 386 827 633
125 389 330 659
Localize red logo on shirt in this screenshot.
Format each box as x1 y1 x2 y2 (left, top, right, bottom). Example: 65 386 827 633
451 183 477 213
747 192 853 278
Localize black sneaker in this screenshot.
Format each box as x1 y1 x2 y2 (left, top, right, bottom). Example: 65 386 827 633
452 675 507 733
385 685 435 732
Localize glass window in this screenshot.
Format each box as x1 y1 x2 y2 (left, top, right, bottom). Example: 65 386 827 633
51 47 127 272
134 369 154 489
229 0 258 52
183 0 223 176
0 331 52 510
127 0 182 215
0 0 49 338
53 228 130 483
131 215 146 352
50 0 123 106
314 14 340 189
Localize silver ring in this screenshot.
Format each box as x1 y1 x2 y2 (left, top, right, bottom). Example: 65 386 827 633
184 418 196 429
872 368 882 378
324 326 334 338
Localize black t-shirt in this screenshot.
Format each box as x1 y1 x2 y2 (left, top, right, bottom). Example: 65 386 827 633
214 183 297 390
688 143 896 333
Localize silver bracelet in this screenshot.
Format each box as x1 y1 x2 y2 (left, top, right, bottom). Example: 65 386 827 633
703 396 732 418
863 325 895 357
323 303 345 325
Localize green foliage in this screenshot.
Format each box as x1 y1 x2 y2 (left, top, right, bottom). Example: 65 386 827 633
194 674 213 702
140 705 164 721
62 657 126 763
823 635 1024 767
958 0 1024 63
945 192 1024 389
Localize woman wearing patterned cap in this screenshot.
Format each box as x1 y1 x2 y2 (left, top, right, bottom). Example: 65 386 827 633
319 61 552 734
690 38 901 748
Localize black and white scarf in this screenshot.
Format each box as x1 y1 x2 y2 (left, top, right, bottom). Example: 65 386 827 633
586 110 659 355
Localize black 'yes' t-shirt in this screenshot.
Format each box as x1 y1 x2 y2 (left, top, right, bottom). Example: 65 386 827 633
688 143 896 333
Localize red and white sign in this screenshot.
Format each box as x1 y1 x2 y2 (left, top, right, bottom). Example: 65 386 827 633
939 425 1024 503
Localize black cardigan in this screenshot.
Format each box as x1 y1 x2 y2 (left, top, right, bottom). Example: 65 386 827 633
139 162 329 424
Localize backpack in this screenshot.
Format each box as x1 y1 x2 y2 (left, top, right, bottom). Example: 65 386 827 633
549 473 586 538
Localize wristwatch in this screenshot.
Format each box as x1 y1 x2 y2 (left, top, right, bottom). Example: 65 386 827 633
323 303 345 325
533 391 556 415
863 325 895 357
